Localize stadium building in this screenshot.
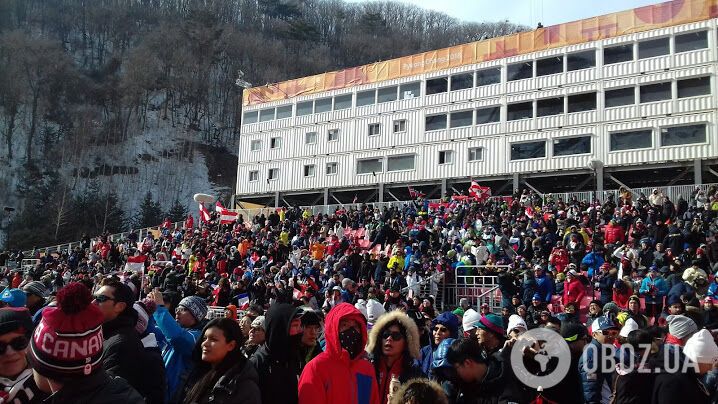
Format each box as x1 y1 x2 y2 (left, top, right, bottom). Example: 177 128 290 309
235 0 718 207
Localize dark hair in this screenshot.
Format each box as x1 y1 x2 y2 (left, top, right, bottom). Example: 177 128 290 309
392 378 448 404
371 319 412 375
626 329 652 348
445 338 486 366
100 279 134 305
184 318 247 403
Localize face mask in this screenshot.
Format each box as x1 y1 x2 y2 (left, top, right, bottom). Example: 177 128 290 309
339 326 362 359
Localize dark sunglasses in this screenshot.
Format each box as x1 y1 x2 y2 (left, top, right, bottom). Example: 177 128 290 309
433 326 449 333
93 295 115 303
0 336 29 355
381 331 404 341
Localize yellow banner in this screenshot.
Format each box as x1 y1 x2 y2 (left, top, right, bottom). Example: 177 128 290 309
244 0 717 106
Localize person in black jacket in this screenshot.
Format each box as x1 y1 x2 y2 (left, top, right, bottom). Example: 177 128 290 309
182 318 261 404
366 310 425 404
249 302 303 404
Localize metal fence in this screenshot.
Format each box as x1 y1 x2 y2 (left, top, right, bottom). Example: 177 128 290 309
550 183 717 204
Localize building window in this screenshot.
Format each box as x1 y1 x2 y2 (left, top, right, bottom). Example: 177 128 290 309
476 106 500 124
400 82 421 99
605 87 635 108
268 168 279 180
468 147 483 162
305 131 317 144
661 124 706 146
303 164 315 177
536 56 563 76
425 114 447 131
639 82 672 103
393 120 406 133
327 129 339 141
568 92 597 113
334 94 352 110
476 68 501 86
438 150 454 165
357 158 382 174
368 123 381 136
326 162 338 175
536 97 564 117
248 171 259 182
296 101 313 116
426 77 448 95
449 110 473 128
507 61 533 81
511 141 546 160
450 73 473 91
507 102 533 121
567 50 595 71
270 137 281 149
387 155 415 171
243 111 258 124
638 37 670 59
356 90 376 107
259 108 275 122
276 105 292 119
377 86 398 103
604 44 633 64
314 97 332 113
250 139 261 151
553 136 591 156
609 129 653 151
675 31 708 53
677 76 710 98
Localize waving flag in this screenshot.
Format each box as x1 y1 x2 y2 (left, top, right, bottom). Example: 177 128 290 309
408 186 425 198
198 202 211 223
215 201 225 213
236 293 250 310
124 255 146 273
219 209 238 224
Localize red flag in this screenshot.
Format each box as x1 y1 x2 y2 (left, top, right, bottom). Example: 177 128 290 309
219 208 238 224
124 255 146 273
215 201 225 213
199 202 211 223
408 186 425 198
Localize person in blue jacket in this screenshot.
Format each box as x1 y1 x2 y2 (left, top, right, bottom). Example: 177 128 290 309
147 289 207 403
579 316 619 404
639 266 669 323
533 265 554 303
581 248 605 279
419 311 459 377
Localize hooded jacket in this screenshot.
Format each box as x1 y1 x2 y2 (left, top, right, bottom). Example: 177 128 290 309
43 370 144 404
249 303 301 404
419 312 460 376
298 303 380 404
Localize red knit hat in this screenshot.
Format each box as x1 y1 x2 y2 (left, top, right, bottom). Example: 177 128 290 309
29 283 104 381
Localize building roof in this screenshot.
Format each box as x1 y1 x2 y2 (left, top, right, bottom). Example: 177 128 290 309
243 0 717 107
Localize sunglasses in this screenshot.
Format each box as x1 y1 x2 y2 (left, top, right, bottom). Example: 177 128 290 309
93 295 115 303
381 331 404 341
601 330 619 337
433 326 449 333
0 336 29 355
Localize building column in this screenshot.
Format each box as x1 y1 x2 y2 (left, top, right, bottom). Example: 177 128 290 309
274 191 280 208
440 179 447 198
323 188 329 206
694 159 703 185
378 183 385 203
512 173 520 193
596 165 604 194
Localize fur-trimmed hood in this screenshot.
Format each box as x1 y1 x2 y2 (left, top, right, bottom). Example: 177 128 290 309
365 310 421 360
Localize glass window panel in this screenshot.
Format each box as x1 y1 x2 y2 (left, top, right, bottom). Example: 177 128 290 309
249 171 258 182
476 68 501 86
438 150 453 164
259 108 275 122
387 155 415 171
553 136 591 156
314 98 332 113
333 94 352 110
400 82 421 99
305 132 317 144
250 140 261 151
468 147 483 161
507 102 533 121
536 97 564 117
536 56 563 76
270 137 281 149
327 129 339 141
268 168 279 179
243 111 258 124
393 120 406 133
675 31 708 53
450 73 473 91
356 90 376 107
450 110 473 128
426 77 448 95
567 50 596 71
605 87 635 108
640 82 672 103
677 76 710 98
326 162 338 175
296 101 313 116
604 44 633 64
638 37 669 59
567 92 597 113
610 130 653 151
425 114 447 131
507 61 533 81
357 158 382 174
377 86 398 103
368 123 381 136
303 165 315 177
476 106 501 124
276 105 292 119
661 124 706 146
510 141 545 160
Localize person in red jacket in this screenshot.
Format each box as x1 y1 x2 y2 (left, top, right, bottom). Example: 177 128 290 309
549 242 569 273
603 219 625 246
563 269 586 306
613 279 633 309
298 303 380 404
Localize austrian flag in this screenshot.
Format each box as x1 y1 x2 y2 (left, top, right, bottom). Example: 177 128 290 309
198 202 211 223
219 208 238 224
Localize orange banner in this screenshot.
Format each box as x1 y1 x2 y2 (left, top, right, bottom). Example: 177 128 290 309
244 0 718 106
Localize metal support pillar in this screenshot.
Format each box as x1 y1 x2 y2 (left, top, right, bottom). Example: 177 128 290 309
694 160 703 185
607 174 629 190
323 188 330 206
378 183 385 203
274 191 280 208
512 173 520 193
708 167 718 179
522 180 541 195
386 189 401 202
440 179 447 198
596 165 604 194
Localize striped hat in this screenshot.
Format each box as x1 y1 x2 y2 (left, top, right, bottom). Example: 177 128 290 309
23 281 49 298
29 283 104 380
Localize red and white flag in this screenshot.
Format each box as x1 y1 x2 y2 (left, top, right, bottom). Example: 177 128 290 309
468 181 491 200
215 201 225 213
408 186 425 198
219 209 238 224
125 255 146 273
198 202 211 223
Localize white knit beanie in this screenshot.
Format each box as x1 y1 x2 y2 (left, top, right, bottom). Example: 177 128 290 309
683 329 718 365
667 315 698 340
462 309 481 332
365 299 385 324
507 314 527 336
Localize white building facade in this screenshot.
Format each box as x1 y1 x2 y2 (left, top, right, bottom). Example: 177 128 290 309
237 11 718 206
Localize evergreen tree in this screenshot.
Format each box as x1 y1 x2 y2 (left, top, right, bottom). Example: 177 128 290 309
135 191 163 228
166 198 188 223
101 191 125 234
